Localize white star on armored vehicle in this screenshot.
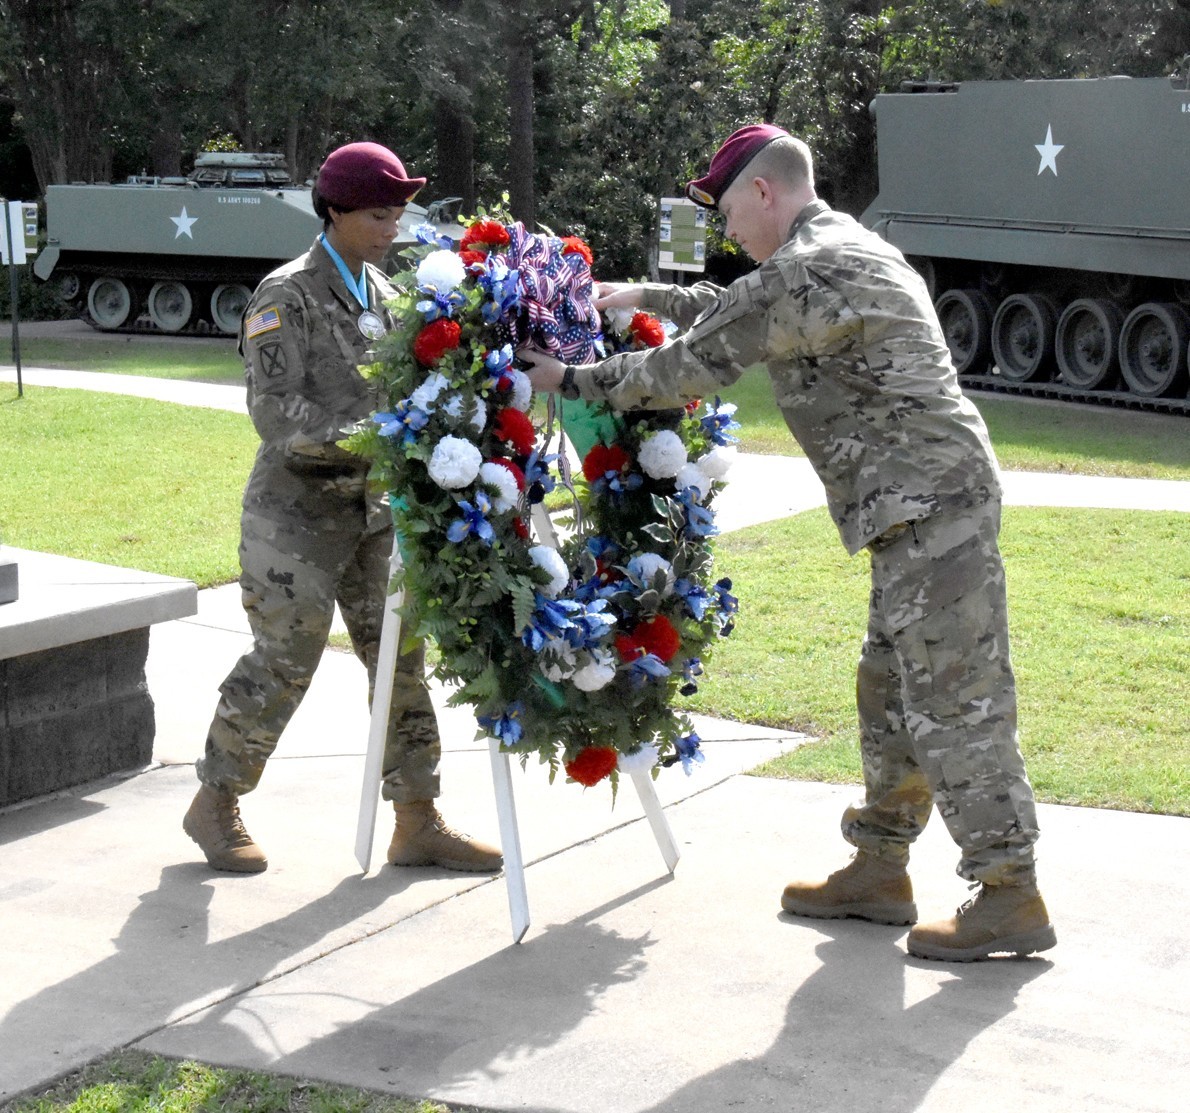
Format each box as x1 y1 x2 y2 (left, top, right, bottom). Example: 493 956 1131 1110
170 207 198 238
1034 125 1064 176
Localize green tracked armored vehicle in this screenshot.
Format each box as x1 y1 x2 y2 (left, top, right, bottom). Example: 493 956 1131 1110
33 152 446 336
861 73 1190 411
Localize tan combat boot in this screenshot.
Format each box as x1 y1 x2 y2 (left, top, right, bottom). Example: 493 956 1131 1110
387 801 503 873
182 784 268 873
907 881 1056 961
781 850 917 925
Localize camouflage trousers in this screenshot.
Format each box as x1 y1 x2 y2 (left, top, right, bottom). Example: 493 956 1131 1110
843 500 1040 885
197 510 441 803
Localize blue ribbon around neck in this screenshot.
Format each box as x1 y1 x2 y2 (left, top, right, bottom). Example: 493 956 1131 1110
319 233 369 310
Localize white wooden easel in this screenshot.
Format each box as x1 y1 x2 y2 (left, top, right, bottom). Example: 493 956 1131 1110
354 507 680 944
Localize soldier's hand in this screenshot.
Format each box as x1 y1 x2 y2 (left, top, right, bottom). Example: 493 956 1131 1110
593 282 645 311
516 346 565 393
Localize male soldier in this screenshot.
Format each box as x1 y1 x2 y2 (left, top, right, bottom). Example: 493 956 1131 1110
183 142 501 875
519 125 1055 961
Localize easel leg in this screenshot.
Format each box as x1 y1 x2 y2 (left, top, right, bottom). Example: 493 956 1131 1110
488 738 531 943
630 767 681 874
355 540 404 873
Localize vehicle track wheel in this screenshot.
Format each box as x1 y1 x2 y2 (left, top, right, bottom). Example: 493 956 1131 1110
1055 298 1123 390
934 288 992 375
210 283 253 335
147 280 194 333
991 293 1058 382
1118 302 1190 398
56 272 81 302
86 276 135 330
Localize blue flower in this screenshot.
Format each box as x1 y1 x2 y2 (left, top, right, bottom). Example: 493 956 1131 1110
416 285 467 322
673 730 705 774
446 491 496 546
680 656 703 696
561 597 616 651
478 701 525 745
674 577 710 620
477 258 520 322
373 402 429 446
627 651 671 687
676 487 719 539
483 344 516 384
700 397 741 446
592 468 642 500
413 223 459 249
522 592 584 652
523 449 558 504
714 577 738 635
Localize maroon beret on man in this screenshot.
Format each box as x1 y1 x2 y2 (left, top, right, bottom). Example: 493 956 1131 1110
315 142 426 209
686 124 791 209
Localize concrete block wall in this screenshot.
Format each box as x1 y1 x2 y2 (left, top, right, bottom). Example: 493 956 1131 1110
0 629 155 806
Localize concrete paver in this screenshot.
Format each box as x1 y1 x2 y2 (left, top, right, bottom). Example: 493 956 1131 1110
1 363 1188 1109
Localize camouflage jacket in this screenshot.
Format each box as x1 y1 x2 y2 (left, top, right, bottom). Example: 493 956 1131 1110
574 202 1002 554
238 238 394 529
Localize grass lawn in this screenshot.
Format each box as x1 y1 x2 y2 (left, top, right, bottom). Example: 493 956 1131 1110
690 506 1189 815
717 364 1190 479
4 1051 476 1113
0 386 255 587
14 335 244 383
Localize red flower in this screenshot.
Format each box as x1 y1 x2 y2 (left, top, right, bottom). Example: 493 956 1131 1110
459 249 489 269
684 397 703 416
565 746 619 786
512 516 530 540
582 443 631 482
488 456 526 490
629 312 666 348
492 408 536 455
560 236 594 266
412 318 461 366
616 615 681 664
635 615 681 662
461 220 511 251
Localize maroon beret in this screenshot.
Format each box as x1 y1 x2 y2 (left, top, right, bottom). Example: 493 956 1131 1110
315 142 426 209
686 124 791 209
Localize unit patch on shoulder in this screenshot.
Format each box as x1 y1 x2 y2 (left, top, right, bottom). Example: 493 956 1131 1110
245 306 282 339
257 342 288 378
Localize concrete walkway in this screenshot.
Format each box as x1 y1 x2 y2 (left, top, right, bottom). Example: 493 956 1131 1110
1 365 1188 1111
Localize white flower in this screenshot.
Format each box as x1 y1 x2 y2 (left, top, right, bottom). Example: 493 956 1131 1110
603 306 633 334
638 429 687 480
427 435 482 489
528 544 569 597
416 249 466 292
626 553 674 594
479 461 519 512
676 461 712 500
470 397 487 434
442 393 464 419
617 742 659 772
507 369 533 411
697 445 736 480
572 654 617 692
410 372 449 412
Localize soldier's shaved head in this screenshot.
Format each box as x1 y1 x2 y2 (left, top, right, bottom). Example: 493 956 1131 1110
745 136 816 193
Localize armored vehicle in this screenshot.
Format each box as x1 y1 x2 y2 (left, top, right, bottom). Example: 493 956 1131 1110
33 152 447 335
861 74 1190 411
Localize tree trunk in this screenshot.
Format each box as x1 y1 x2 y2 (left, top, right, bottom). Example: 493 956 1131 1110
434 97 476 211
506 22 535 226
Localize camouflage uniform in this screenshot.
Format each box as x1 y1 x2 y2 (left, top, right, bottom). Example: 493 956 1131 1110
197 238 441 804
571 201 1039 884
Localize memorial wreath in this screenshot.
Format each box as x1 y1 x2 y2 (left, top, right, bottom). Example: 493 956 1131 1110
343 212 739 793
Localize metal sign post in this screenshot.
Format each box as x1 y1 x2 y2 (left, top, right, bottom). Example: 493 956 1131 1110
0 199 32 397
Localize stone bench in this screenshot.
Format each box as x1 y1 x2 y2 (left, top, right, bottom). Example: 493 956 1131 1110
0 548 196 806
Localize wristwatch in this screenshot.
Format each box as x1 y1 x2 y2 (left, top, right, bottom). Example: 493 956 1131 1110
560 365 581 400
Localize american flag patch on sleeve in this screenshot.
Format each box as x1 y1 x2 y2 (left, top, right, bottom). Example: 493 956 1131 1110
245 307 282 338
